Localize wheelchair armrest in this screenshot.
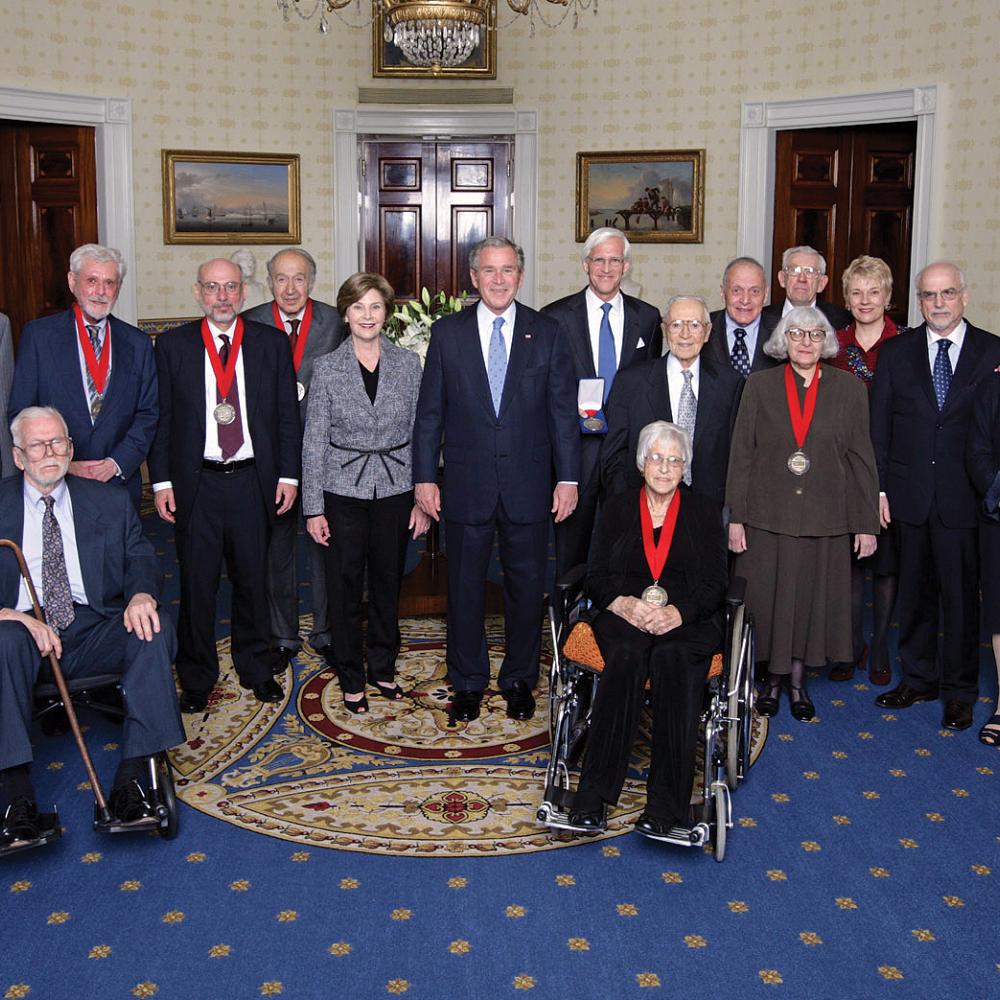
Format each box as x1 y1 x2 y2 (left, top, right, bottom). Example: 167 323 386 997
725 575 746 607
554 564 588 623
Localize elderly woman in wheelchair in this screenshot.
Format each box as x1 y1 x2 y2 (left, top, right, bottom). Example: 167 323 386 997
556 420 729 838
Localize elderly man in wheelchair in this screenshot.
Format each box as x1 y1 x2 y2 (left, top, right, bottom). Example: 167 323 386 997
1 406 184 855
539 420 753 855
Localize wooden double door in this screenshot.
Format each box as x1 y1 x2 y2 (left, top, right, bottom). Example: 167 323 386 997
362 139 512 301
772 123 916 325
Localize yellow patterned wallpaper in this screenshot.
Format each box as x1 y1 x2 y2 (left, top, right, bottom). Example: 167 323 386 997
1 0 998 322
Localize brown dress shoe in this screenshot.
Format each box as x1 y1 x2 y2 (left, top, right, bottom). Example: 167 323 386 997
942 699 974 731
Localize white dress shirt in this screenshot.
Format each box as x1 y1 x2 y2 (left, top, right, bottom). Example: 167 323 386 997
585 288 624 371
926 320 966 373
476 300 516 367
725 313 763 361
781 297 816 317
18 479 87 612
665 353 701 420
202 320 256 462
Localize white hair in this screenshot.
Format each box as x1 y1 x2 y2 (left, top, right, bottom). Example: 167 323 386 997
635 421 692 471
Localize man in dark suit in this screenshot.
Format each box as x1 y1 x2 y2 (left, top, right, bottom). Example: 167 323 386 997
871 262 1000 730
243 248 345 669
705 256 779 378
1 406 183 847
8 244 158 510
149 258 301 712
762 245 852 331
541 227 662 576
413 237 580 723
602 296 743 505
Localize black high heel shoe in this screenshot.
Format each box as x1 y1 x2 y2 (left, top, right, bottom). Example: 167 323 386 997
788 684 815 722
373 682 404 701
343 692 368 714
756 679 782 717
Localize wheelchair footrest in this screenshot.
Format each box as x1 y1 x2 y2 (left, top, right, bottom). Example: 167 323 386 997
0 809 62 857
93 803 163 835
634 820 710 848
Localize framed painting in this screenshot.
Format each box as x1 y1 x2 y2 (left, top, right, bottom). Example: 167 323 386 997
576 149 706 244
372 4 496 79
162 150 300 245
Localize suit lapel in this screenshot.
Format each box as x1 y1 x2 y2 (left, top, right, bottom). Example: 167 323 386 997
646 358 672 422
620 297 643 369
66 478 105 607
0 479 25 608
907 325 938 411
239 321 263 422
55 312 93 430
694 358 720 446
94 315 133 429
457 308 498 420
944 324 985 412
499 306 532 418
569 293 597 378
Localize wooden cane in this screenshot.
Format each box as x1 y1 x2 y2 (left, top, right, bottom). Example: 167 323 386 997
0 539 112 820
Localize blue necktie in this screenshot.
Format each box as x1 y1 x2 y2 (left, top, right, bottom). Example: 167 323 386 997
932 338 953 410
597 302 616 402
487 315 507 415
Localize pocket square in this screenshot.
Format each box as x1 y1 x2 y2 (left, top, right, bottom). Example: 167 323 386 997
636 338 645 348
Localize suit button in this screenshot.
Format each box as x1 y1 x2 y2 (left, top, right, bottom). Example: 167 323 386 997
794 488 803 496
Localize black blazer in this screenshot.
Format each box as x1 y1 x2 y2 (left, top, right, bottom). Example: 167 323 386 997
541 289 662 487
871 322 1000 529
586 487 727 626
967 373 1000 516
412 302 579 525
148 319 301 530
705 309 779 376
601 353 744 506
762 298 852 331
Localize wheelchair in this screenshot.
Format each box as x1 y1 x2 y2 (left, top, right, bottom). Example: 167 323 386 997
0 540 179 858
537 567 755 861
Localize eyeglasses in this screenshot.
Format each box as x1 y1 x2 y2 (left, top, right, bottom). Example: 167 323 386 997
917 287 964 302
587 256 625 269
787 328 826 343
198 281 242 296
784 265 821 277
16 437 73 460
666 319 706 334
646 452 684 468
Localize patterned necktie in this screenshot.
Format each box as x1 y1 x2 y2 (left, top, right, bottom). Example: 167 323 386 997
597 302 617 402
217 333 246 459
41 495 75 632
676 369 697 486
487 315 507 416
85 323 104 420
287 317 301 355
731 327 751 378
932 338 953 410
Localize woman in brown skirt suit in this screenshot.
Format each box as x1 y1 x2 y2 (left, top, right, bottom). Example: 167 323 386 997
726 306 880 721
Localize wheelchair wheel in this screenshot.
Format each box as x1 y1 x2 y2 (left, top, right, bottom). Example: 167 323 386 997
726 604 750 791
152 753 180 840
712 782 729 863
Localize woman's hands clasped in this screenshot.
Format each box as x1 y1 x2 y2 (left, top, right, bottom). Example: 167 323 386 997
608 595 683 635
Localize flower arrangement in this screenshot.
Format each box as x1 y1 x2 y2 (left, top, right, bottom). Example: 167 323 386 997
387 287 466 365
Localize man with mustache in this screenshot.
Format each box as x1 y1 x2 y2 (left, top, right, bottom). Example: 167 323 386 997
8 245 157 510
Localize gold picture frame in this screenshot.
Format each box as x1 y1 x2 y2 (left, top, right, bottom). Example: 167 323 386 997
372 3 496 79
162 150 301 245
576 149 706 244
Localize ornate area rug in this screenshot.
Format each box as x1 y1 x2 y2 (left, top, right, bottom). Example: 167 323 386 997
171 615 767 856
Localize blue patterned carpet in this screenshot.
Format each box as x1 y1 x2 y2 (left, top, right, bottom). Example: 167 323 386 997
2 517 998 1000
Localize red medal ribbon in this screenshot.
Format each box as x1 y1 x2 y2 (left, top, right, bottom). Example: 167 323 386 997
272 298 312 374
784 362 820 449
639 486 681 584
201 318 244 401
73 304 111 396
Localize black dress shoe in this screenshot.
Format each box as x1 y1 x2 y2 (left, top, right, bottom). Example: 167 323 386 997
272 646 296 675
1 797 41 844
179 689 210 713
634 812 677 839
108 780 153 823
942 699 974 731
247 678 283 704
788 685 815 723
875 683 938 709
501 680 535 721
756 680 782 717
450 690 482 722
567 808 606 833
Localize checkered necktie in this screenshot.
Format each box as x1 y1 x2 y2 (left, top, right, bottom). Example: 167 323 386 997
85 324 105 421
41 495 75 632
932 338 953 410
487 316 507 416
731 327 751 378
676 370 696 486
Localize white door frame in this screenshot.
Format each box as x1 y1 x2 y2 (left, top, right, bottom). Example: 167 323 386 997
737 86 938 325
0 86 138 324
334 108 539 305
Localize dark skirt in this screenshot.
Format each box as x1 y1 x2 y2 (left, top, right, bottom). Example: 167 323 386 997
735 527 853 672
980 520 1000 635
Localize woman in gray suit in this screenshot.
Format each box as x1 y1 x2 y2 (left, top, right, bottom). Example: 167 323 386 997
302 273 429 713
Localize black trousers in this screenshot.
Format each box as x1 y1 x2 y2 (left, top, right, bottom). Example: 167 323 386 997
323 490 412 694
554 472 601 579
895 513 980 701
576 610 720 824
174 466 272 693
444 507 548 692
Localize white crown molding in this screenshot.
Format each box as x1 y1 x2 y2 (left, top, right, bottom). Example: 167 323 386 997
738 86 938 326
0 86 137 324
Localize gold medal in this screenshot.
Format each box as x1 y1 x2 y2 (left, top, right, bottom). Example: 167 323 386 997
582 416 605 431
787 450 810 476
296 381 306 401
213 401 236 425
641 584 669 606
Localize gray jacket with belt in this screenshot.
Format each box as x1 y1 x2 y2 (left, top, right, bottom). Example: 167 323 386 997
302 335 422 514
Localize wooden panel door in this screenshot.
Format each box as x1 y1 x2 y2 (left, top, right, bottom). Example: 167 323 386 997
363 139 511 301
772 123 915 326
0 123 98 347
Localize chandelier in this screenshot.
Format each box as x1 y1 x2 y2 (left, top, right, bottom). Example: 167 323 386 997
277 0 595 69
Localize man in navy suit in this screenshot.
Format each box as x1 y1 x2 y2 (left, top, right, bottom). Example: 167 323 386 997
150 258 301 712
602 295 743 506
8 245 157 510
762 245 852 331
705 257 780 379
243 248 346 669
541 227 662 576
871 262 1000 730
413 237 580 722
0 406 183 847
